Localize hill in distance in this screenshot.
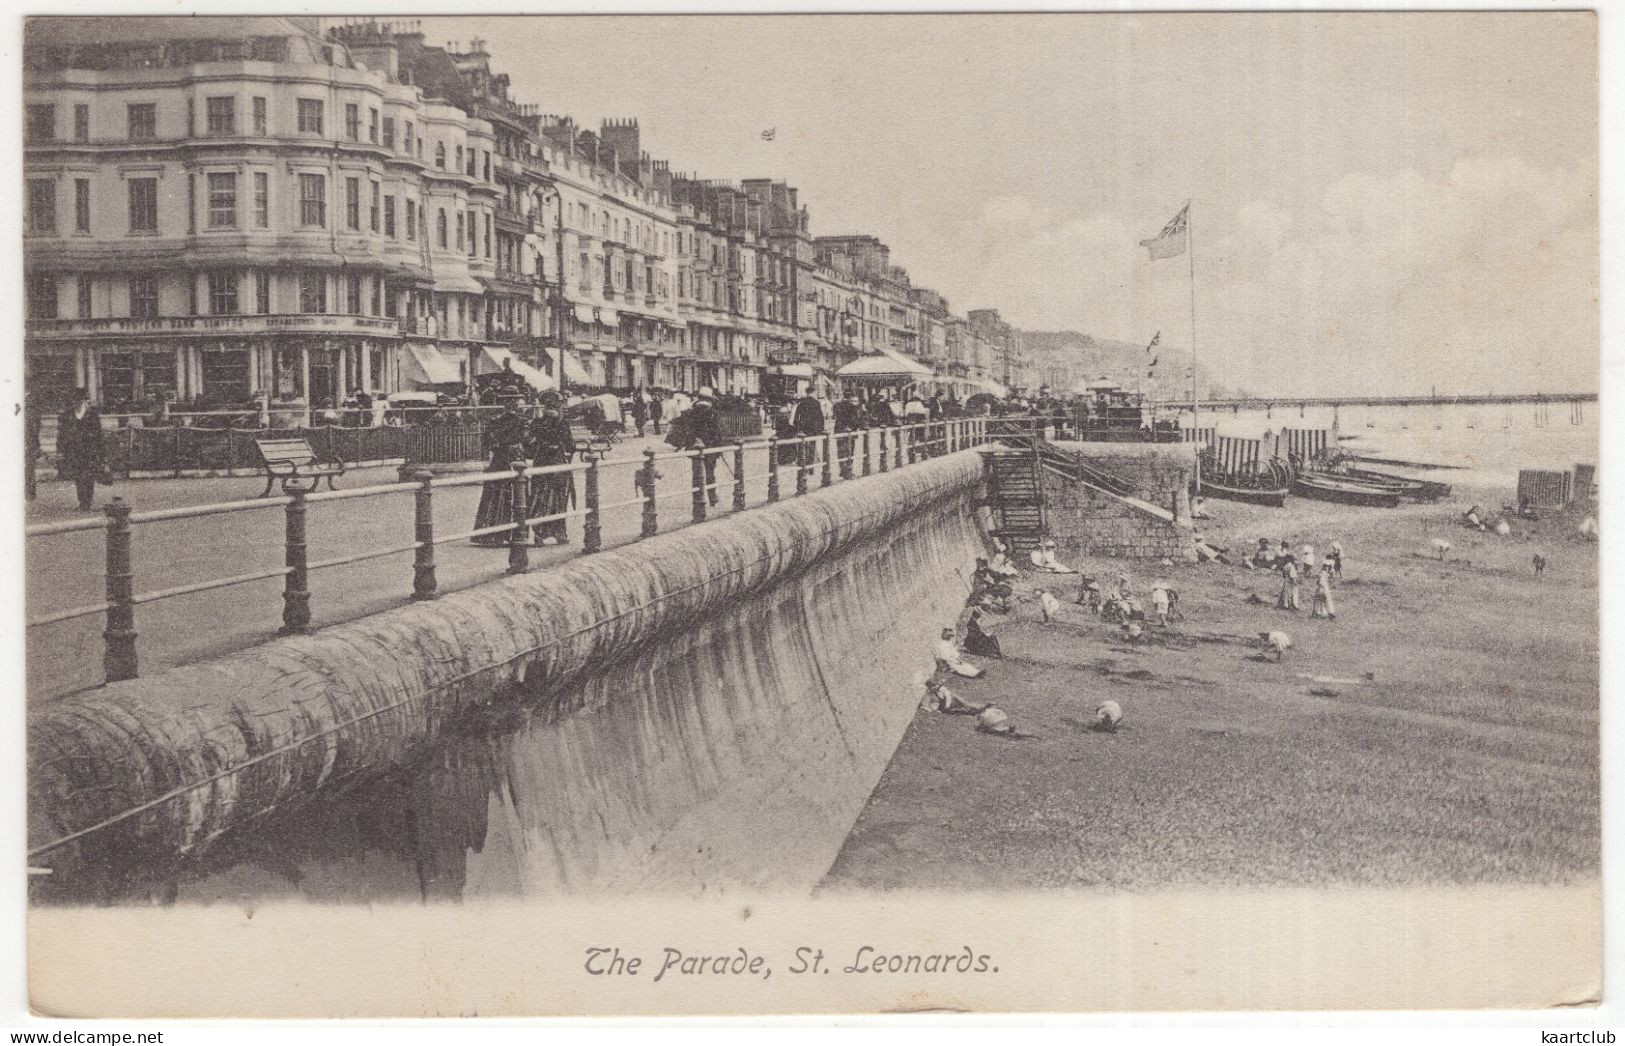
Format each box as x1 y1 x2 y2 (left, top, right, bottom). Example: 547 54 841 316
1020 329 1247 400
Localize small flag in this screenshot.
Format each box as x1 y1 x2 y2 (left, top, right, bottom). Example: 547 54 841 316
1149 356 1159 368
761 128 776 141
1140 203 1189 261
1145 331 1160 354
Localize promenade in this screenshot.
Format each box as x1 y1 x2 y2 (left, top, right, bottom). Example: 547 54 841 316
26 429 898 700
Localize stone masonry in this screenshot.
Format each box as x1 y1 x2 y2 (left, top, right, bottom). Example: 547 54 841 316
1040 441 1197 561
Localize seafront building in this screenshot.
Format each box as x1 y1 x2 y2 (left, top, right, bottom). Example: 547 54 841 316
22 16 1035 414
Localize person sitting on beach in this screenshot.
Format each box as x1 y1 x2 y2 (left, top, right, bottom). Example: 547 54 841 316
989 548 1022 578
1091 700 1124 733
934 628 985 678
1311 564 1337 619
1579 516 1599 542
1038 588 1062 623
1260 630 1293 661
1328 541 1345 578
1463 505 1485 530
1493 518 1512 536
1277 541 1295 567
963 610 1004 658
1028 538 1075 574
920 678 987 716
1191 495 1213 520
972 560 1013 601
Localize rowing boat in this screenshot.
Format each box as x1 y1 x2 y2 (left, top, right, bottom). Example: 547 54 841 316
1199 476 1290 508
1290 472 1402 508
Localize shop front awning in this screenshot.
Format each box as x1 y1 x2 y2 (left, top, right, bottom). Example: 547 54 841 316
770 363 817 378
559 350 592 384
573 305 597 325
598 309 620 327
402 343 463 386
432 274 486 295
478 347 554 390
836 345 934 379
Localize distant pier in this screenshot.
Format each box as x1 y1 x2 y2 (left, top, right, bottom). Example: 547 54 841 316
1151 392 1597 410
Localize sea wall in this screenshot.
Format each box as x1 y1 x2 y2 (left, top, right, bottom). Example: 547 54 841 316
1042 442 1197 561
30 450 988 897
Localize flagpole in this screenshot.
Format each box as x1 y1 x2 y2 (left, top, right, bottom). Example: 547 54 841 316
1183 202 1200 499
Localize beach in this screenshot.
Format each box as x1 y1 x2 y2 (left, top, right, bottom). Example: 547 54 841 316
820 479 1600 891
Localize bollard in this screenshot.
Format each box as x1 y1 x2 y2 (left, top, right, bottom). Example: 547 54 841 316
796 440 809 496
877 429 888 473
102 497 138 682
279 480 312 635
507 459 530 575
766 438 781 502
822 432 834 487
691 444 707 523
641 448 659 537
862 429 872 477
896 427 906 469
733 444 746 512
411 469 437 600
583 454 602 553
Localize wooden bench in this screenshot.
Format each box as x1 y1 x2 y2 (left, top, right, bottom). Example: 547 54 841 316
570 424 611 458
253 436 345 496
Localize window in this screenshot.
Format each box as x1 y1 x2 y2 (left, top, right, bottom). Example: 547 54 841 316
437 209 447 248
578 252 591 292
345 177 360 230
383 195 395 238
77 275 93 319
27 179 56 235
74 179 90 234
297 99 323 134
187 174 195 234
404 121 414 153
344 103 360 140
208 272 238 315
369 182 380 233
26 104 54 143
455 211 464 251
253 172 269 227
346 274 361 314
455 145 463 172
127 178 158 233
298 272 326 313
467 149 476 177
186 99 195 137
382 117 394 149
299 173 326 227
129 276 157 318
405 199 416 240
484 214 491 258
205 96 235 135
255 272 271 314
468 213 476 258
207 172 236 227
434 142 445 169
368 108 378 144
27 275 57 319
73 104 89 141
127 103 156 141
252 96 267 134
483 151 490 181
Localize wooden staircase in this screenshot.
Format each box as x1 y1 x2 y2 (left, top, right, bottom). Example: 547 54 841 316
983 449 1045 552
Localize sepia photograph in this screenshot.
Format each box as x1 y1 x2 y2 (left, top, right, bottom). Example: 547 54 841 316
14 5 1604 1020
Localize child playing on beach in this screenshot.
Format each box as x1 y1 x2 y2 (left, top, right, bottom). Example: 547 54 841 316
1278 558 1301 611
1311 564 1336 619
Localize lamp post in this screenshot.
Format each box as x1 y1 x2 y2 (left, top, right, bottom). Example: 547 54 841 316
540 184 570 398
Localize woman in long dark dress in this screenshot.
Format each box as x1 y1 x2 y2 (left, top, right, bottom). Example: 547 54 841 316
525 392 577 545
471 391 530 547
963 609 1004 659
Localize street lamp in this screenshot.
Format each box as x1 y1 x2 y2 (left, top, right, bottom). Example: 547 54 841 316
538 185 570 397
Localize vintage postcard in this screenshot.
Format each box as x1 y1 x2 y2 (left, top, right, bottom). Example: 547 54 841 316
16 7 1601 1019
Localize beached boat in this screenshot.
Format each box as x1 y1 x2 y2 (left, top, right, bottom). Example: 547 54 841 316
1341 467 1451 501
1291 472 1402 508
1199 476 1290 508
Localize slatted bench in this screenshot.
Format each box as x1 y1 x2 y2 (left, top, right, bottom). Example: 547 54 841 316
253 436 345 496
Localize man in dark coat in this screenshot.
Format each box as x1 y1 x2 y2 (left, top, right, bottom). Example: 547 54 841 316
685 395 724 507
791 391 826 437
470 388 530 546
648 390 664 435
833 392 864 479
56 388 104 511
865 393 895 429
526 391 577 545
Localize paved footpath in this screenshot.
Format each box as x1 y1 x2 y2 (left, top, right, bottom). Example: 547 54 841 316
27 431 920 700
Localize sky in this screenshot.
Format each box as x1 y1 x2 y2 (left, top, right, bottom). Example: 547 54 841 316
416 12 1597 397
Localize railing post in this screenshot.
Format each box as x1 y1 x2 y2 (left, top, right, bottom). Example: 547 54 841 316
583 453 602 553
641 448 659 537
102 497 137 683
862 429 872 476
507 459 530 575
896 426 905 469
796 439 809 496
411 469 437 600
877 429 888 473
767 438 781 502
691 445 707 523
732 443 747 512
279 480 312 635
822 432 834 487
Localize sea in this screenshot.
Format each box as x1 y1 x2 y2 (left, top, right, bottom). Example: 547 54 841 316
1172 400 1599 489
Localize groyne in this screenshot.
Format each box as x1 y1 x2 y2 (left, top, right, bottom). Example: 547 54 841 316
30 450 989 897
